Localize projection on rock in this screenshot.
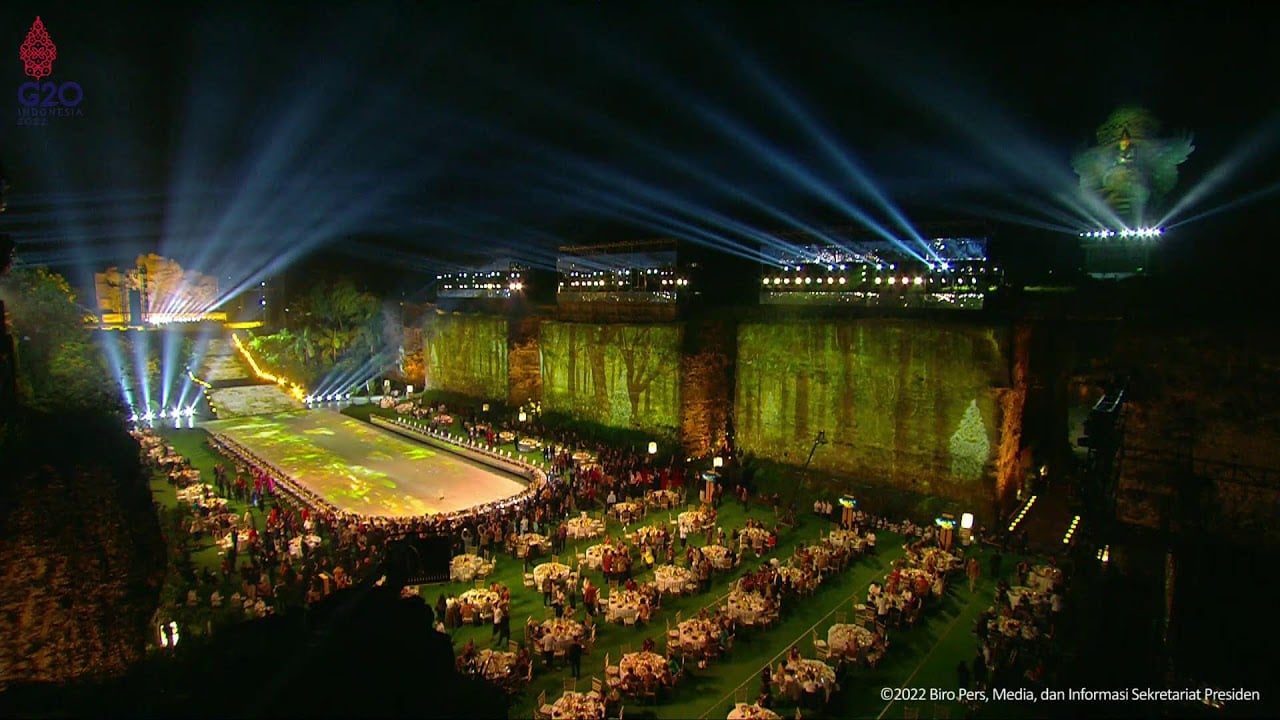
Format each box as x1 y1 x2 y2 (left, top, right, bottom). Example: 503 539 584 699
734 321 1008 491
422 313 509 399
539 322 681 434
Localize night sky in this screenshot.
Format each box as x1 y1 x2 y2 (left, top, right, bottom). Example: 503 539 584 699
2 1 1278 291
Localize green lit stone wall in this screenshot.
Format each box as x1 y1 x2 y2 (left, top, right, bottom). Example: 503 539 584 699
540 322 682 435
735 320 1011 500
422 312 509 399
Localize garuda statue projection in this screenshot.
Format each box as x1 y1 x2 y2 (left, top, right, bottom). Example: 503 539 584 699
1072 107 1194 222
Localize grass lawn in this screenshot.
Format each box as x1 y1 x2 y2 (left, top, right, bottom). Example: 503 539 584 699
153 415 1048 719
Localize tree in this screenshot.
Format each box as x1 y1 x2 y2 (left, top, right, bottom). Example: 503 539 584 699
0 266 116 410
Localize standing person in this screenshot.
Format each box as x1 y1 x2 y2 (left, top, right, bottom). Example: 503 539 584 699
967 556 982 592
583 578 598 617
495 602 511 646
568 636 583 679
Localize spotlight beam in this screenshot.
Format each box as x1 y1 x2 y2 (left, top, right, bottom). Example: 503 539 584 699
728 50 940 263
1158 111 1280 227
1165 180 1280 230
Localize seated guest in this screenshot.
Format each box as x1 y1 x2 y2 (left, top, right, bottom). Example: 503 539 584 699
641 637 656 653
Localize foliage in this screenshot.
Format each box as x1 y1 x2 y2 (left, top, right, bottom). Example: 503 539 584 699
0 266 119 411
245 279 384 385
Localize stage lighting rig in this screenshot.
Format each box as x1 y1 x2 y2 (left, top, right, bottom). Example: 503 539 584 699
760 234 998 310
556 239 688 305
436 261 528 299
1078 227 1166 279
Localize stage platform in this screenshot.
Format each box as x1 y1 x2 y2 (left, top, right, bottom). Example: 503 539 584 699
202 408 528 517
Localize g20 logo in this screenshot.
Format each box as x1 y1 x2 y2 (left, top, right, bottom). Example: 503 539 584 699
18 80 82 108
16 16 84 122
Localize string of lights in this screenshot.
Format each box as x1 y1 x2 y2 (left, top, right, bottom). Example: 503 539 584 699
231 333 307 402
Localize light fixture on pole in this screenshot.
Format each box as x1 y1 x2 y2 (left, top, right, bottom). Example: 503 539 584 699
712 456 723 468
960 512 975 545
647 441 657 455
482 403 489 413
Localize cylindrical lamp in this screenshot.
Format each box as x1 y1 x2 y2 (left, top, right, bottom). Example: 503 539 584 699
712 456 723 468
647 441 657 455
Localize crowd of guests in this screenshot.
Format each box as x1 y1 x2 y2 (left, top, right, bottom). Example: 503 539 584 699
136 394 1078 720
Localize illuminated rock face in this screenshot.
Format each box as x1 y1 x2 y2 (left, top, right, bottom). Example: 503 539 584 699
539 321 682 435
1088 324 1280 545
422 312 509 399
421 312 1023 505
735 319 1014 503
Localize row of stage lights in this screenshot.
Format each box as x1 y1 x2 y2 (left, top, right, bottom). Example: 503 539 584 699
305 393 352 404
435 271 524 280
562 277 689 288
129 405 197 423
1079 227 1163 239
763 275 984 287
439 281 525 291
776 261 993 272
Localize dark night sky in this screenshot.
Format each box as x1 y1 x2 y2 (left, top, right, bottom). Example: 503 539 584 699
2 1 1279 289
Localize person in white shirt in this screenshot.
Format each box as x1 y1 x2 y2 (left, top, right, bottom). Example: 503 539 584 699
875 593 890 620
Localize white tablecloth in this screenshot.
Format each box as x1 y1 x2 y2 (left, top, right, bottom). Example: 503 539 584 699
728 704 781 720
533 562 571 587
653 564 695 595
827 623 875 657
605 589 645 624
551 691 604 720
567 516 606 540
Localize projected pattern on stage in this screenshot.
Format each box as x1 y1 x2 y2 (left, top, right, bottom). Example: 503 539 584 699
204 409 527 517
540 322 681 434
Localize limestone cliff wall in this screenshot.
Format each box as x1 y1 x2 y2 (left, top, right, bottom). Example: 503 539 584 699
1075 322 1280 545
734 319 1017 507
